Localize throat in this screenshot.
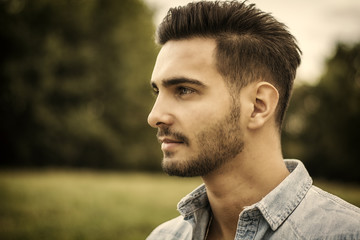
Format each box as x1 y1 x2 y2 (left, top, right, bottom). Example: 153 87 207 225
205 211 237 240
202 158 290 239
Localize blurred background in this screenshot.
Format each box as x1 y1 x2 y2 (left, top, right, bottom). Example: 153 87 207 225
0 0 359 239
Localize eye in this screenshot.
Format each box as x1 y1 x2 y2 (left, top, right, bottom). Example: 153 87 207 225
152 87 159 96
176 86 195 95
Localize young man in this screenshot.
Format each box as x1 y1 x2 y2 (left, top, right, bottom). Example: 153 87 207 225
146 1 360 239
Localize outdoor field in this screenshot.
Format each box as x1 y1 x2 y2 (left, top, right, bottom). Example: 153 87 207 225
0 170 359 240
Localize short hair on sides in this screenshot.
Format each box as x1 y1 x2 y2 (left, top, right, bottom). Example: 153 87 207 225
156 0 302 128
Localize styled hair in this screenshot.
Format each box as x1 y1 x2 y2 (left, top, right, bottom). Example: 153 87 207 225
156 0 302 127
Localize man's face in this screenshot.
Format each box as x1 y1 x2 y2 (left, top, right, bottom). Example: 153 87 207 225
148 38 244 177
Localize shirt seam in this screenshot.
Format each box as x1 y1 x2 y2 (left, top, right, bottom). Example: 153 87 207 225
287 217 308 240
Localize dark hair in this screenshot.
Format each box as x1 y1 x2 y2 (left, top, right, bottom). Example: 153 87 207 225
156 0 301 128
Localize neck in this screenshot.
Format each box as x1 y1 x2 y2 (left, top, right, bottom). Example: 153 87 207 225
202 134 289 239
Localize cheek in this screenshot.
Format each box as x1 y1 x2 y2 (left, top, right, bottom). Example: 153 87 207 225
176 91 233 131
180 102 228 133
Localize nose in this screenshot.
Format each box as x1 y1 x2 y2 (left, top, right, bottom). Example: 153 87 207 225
147 96 174 128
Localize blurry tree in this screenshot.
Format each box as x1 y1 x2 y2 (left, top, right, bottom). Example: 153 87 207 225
0 0 161 170
283 42 360 182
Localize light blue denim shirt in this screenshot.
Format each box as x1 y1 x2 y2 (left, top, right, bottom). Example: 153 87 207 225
146 160 360 240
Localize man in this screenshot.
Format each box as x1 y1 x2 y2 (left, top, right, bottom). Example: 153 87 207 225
146 1 360 239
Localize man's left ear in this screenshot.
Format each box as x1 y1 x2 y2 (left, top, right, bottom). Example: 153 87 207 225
248 82 279 130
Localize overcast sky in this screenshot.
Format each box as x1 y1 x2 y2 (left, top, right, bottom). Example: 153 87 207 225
143 0 360 84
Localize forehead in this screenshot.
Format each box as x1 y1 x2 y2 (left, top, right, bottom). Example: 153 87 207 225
151 38 221 84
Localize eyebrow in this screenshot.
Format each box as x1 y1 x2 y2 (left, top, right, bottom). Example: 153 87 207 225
151 77 207 89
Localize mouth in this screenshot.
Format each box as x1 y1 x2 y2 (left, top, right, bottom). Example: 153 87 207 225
156 128 189 152
159 137 185 151
159 138 184 144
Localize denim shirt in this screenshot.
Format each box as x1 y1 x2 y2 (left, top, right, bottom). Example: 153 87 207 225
146 160 360 240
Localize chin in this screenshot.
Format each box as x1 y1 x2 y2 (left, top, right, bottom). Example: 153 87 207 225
161 157 193 177
161 156 211 177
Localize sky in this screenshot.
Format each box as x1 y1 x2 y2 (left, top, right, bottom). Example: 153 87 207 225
143 0 360 84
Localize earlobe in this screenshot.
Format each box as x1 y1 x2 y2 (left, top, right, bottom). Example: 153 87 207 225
248 82 279 130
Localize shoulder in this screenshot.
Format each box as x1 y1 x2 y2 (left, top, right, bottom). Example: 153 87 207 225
305 186 360 223
286 185 360 239
146 216 192 240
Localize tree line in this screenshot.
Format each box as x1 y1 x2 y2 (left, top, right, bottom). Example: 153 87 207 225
282 42 360 182
0 0 161 171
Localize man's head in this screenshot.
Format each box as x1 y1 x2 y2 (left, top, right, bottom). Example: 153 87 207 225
148 1 301 177
156 0 301 127
149 38 245 177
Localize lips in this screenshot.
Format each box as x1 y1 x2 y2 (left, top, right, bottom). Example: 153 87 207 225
159 137 184 151
156 128 189 152
160 138 184 144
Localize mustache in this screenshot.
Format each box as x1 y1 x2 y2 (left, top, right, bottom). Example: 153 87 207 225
156 128 189 145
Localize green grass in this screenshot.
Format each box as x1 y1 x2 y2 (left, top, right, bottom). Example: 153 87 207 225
0 170 359 240
0 170 202 240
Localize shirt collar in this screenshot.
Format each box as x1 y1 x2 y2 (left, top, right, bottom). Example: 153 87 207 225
177 183 208 218
177 159 313 230
255 159 313 230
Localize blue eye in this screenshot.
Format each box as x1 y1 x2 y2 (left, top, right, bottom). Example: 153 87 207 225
177 86 195 95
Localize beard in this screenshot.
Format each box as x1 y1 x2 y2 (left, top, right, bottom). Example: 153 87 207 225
157 102 244 177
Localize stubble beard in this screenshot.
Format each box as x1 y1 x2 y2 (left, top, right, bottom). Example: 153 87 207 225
160 103 244 177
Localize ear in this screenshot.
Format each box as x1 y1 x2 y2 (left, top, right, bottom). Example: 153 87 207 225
248 82 279 130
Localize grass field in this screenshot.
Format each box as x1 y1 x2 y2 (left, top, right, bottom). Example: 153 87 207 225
0 170 359 240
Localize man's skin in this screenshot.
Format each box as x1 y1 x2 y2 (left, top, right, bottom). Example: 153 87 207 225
148 37 290 240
